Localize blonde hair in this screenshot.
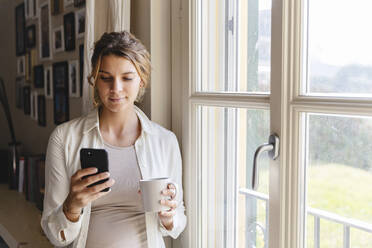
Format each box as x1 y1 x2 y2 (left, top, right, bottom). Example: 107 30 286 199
88 31 151 107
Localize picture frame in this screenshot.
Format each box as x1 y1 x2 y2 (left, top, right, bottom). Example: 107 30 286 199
51 0 63 16
37 95 46 126
44 66 53 99
24 0 36 19
53 61 69 124
30 90 38 120
75 8 85 39
53 26 64 53
38 1 52 60
28 49 36 83
74 0 85 7
15 3 26 56
17 56 26 77
79 44 84 97
64 0 74 8
16 77 25 109
69 60 79 97
23 86 30 115
33 65 44 88
26 25 36 48
63 12 75 51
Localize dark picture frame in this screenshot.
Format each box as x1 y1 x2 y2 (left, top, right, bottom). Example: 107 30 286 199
23 86 31 115
74 0 85 7
39 2 52 60
33 65 44 88
26 25 36 48
37 95 46 126
79 44 84 96
16 77 24 109
63 12 75 51
53 62 69 124
51 0 63 15
15 3 26 56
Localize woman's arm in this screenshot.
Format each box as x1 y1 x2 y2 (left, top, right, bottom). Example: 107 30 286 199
40 127 83 246
158 132 187 239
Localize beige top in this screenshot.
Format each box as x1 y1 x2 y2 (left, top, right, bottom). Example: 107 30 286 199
85 143 147 248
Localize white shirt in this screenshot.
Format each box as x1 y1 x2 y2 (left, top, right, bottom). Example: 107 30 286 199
41 106 187 248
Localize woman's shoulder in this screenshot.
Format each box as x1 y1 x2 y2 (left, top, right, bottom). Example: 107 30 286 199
50 111 95 139
147 120 179 144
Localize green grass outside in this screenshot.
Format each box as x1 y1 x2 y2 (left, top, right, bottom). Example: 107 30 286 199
251 163 372 247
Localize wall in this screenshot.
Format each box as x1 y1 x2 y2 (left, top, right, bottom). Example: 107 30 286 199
0 0 83 155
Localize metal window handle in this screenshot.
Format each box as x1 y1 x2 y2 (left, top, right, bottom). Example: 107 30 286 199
252 134 280 190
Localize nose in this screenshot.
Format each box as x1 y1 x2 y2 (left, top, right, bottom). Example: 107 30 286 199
111 77 123 92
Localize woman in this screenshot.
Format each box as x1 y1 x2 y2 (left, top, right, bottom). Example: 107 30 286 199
41 31 186 248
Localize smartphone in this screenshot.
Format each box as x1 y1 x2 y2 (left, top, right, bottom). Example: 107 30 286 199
80 148 110 192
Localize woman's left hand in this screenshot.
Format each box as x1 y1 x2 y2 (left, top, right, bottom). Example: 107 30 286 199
158 183 177 230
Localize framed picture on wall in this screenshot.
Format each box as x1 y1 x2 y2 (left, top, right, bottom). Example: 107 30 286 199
75 8 85 39
37 95 46 126
24 0 36 19
33 65 44 88
64 0 74 8
44 66 53 98
63 12 75 51
23 86 30 115
53 26 64 53
79 44 84 96
74 0 85 7
69 60 79 97
16 77 25 109
30 90 38 120
17 56 26 77
51 0 63 15
53 61 69 124
39 1 52 60
26 25 36 48
15 3 26 56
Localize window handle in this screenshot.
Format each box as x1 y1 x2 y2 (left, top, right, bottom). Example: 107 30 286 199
252 134 280 190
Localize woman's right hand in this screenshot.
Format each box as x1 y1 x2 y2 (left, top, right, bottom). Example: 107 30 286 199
63 167 115 216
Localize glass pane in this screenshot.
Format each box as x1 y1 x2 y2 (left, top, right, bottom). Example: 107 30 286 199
305 0 372 96
197 105 270 247
305 114 372 246
197 0 271 93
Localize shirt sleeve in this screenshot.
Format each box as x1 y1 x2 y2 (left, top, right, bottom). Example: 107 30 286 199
158 132 187 239
40 126 83 246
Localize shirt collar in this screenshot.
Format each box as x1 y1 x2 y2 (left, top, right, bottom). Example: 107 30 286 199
82 105 155 135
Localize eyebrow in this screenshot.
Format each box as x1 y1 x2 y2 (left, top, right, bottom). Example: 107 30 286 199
99 70 136 75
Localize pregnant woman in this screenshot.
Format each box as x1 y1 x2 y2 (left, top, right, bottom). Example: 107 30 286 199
41 31 186 248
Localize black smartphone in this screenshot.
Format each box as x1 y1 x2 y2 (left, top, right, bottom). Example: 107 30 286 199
80 148 110 192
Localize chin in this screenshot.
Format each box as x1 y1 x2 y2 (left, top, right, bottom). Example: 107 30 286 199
103 101 133 113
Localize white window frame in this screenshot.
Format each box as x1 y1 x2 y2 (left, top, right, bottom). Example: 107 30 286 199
172 0 372 247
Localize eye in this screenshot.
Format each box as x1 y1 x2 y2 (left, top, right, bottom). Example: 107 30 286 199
100 76 112 81
123 77 133 81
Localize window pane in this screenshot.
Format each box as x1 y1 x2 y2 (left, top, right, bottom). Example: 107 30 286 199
197 0 271 93
197 105 270 247
305 114 372 246
305 0 372 96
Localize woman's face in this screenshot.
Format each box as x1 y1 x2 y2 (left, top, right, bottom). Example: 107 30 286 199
96 55 141 113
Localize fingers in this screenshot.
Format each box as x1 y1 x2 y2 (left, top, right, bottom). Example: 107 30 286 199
162 183 176 199
160 199 178 209
158 208 176 217
79 171 111 188
72 167 98 181
83 177 115 194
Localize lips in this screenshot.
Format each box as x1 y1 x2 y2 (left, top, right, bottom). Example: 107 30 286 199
109 97 124 102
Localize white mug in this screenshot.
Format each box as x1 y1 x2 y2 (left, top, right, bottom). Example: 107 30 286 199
139 177 174 212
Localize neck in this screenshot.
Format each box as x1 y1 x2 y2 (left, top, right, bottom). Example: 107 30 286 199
99 105 139 136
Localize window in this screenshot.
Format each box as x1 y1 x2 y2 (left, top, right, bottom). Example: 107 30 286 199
174 0 372 247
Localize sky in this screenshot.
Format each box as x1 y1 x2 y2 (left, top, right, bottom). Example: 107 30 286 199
308 0 372 66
